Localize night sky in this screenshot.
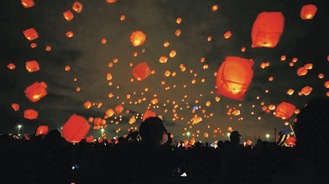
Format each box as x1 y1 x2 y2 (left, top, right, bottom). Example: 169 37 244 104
1 0 328 143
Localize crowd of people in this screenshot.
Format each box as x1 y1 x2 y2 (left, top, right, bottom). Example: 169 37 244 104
1 97 328 184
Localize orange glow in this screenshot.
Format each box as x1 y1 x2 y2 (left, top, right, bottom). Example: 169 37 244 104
251 12 284 48
300 4 317 20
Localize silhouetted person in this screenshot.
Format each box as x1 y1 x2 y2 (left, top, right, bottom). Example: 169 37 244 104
292 97 329 183
128 117 174 183
268 97 329 184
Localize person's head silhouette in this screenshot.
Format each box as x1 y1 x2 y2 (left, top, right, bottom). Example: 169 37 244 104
230 130 241 144
292 97 329 181
139 117 168 149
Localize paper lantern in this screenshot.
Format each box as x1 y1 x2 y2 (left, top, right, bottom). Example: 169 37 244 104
25 60 40 73
142 109 156 122
24 81 48 102
63 10 74 21
7 63 16 70
21 0 35 8
72 1 83 13
62 114 91 143
84 101 92 109
216 56 254 101
286 136 296 146
275 101 296 120
24 109 38 120
11 103 20 111
105 108 115 118
132 62 152 81
130 30 146 47
251 12 284 48
115 104 124 114
300 4 317 20
23 28 39 41
85 135 94 143
35 125 49 136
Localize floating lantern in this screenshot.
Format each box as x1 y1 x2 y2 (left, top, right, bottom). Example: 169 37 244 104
23 28 39 41
142 109 156 122
24 109 38 120
72 1 83 13
21 0 35 8
130 30 146 47
25 60 40 73
275 101 296 120
24 81 47 102
132 62 152 81
11 103 20 111
251 12 284 48
35 125 49 136
62 114 91 143
300 4 317 20
115 104 124 114
85 135 94 143
216 56 254 101
63 10 74 21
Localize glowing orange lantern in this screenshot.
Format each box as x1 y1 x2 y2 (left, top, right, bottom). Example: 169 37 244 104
62 114 91 143
251 12 284 48
21 0 35 8
275 101 296 120
142 109 156 122
105 108 115 118
216 56 254 101
63 10 74 21
24 109 38 120
23 28 39 41
25 60 40 73
7 63 16 70
286 136 296 146
24 81 48 102
132 62 152 81
72 1 83 13
84 101 92 109
11 103 20 111
300 4 317 20
115 104 124 114
35 125 49 136
130 30 146 47
85 135 94 143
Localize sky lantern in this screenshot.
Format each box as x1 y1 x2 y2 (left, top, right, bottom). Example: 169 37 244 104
297 66 308 76
7 63 16 70
105 108 115 118
63 10 74 21
84 100 91 109
275 101 296 120
132 62 152 81
216 56 254 101
115 104 124 114
223 31 232 39
21 0 35 8
24 81 47 103
251 12 284 48
24 109 38 120
72 1 83 13
85 135 94 143
300 4 317 20
299 86 312 96
23 28 39 41
25 60 40 73
11 103 20 111
62 114 91 143
35 125 49 136
130 30 146 47
142 109 156 122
